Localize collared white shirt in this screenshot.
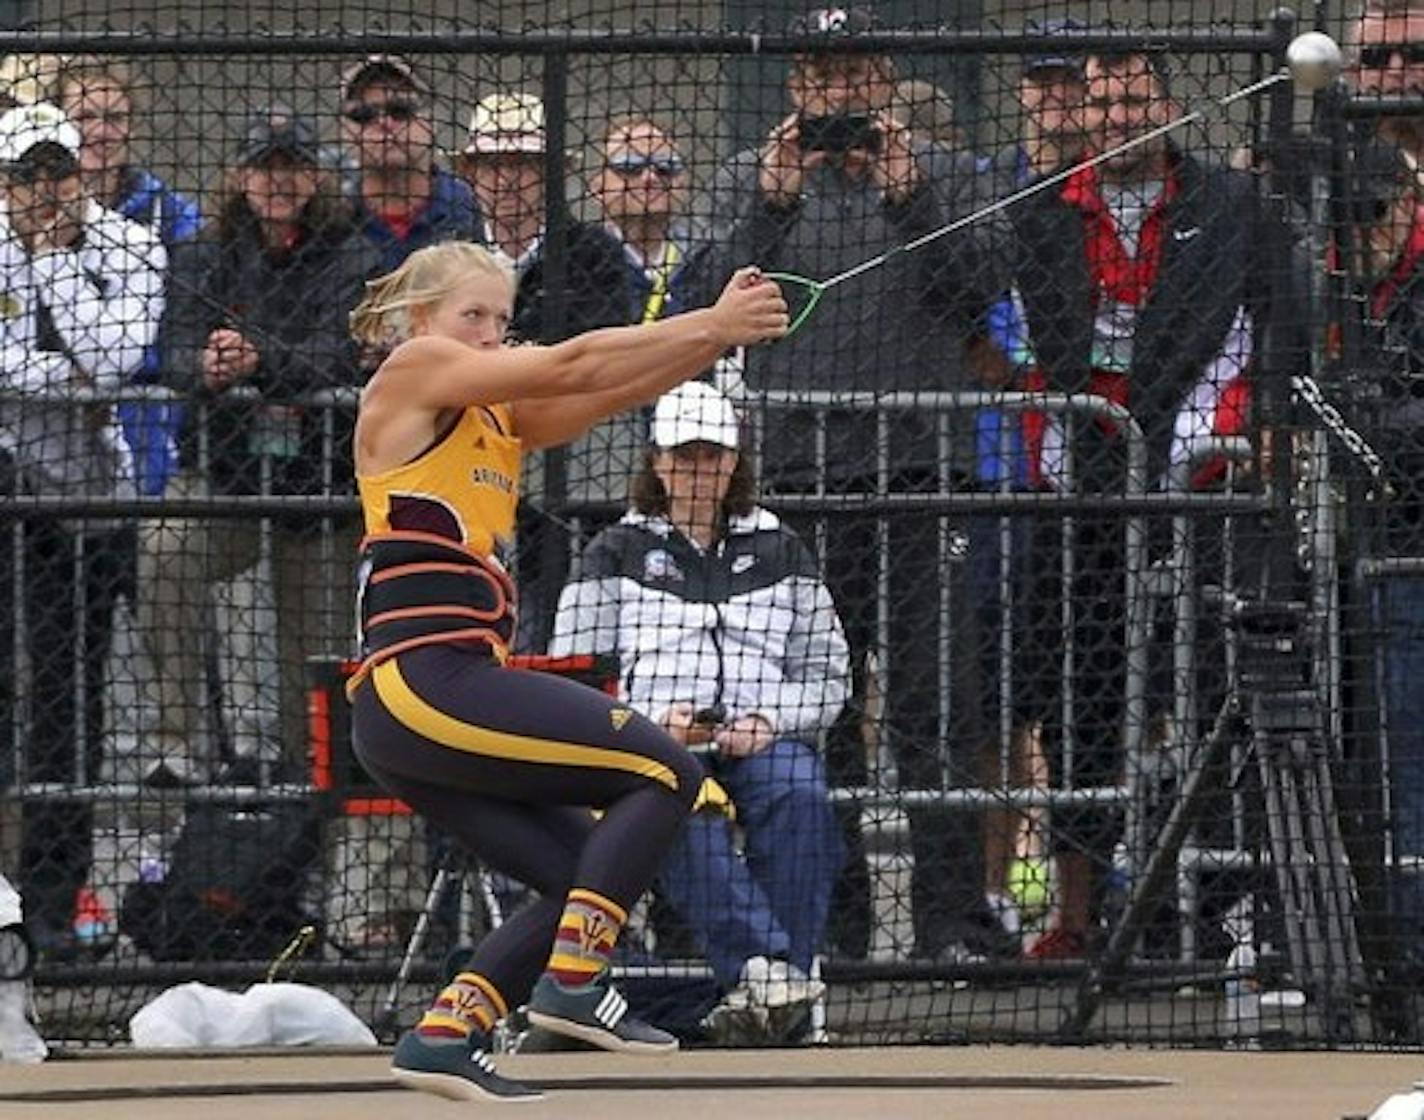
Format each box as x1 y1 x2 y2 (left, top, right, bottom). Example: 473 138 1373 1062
605 226 682 323
483 220 543 274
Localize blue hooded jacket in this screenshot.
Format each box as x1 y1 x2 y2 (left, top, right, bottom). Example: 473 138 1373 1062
113 167 202 495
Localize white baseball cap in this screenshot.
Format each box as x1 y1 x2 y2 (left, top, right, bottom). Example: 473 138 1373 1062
465 92 545 155
0 101 80 165
651 382 741 451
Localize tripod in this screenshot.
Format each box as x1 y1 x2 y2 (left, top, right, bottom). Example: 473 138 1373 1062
1061 599 1365 1041
374 845 506 1039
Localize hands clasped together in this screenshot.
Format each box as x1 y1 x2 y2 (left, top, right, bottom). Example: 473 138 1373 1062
661 701 775 758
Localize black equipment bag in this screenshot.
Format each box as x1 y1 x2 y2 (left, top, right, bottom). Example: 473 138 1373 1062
120 803 321 961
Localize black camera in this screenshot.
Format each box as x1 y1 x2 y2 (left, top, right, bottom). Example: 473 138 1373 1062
798 113 881 154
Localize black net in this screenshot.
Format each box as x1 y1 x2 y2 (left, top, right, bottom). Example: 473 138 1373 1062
0 0 1417 1055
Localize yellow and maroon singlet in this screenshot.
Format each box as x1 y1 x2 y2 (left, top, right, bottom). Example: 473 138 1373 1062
349 403 522 690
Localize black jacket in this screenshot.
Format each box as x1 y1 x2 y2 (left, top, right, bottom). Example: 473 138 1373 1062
161 211 380 496
1011 149 1300 488
511 221 641 343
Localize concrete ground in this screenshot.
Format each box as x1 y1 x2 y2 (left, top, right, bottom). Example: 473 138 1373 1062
3 1044 1422 1119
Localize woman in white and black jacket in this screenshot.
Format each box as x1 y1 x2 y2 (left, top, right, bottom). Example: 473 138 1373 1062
551 382 847 1039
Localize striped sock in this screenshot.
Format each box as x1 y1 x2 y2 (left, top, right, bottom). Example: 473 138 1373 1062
545 887 627 988
414 970 507 1045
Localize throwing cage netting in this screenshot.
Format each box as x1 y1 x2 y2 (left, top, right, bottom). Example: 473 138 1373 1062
0 0 1419 1051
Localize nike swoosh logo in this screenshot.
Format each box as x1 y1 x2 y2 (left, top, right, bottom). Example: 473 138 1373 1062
1172 227 1201 242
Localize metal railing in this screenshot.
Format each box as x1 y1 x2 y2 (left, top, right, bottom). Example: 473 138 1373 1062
1 384 1267 944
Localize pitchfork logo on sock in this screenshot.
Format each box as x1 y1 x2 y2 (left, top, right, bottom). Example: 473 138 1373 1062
579 910 617 954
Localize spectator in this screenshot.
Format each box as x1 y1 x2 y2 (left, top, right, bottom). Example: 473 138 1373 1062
0 103 166 955
1345 141 1424 975
337 60 483 947
457 92 628 341
55 55 202 499
703 3 1012 963
341 54 481 273
1010 49 1289 957
1006 20 1090 184
1350 0 1424 164
550 382 846 1044
136 107 378 787
974 21 1091 945
889 79 964 150
456 92 631 655
589 115 712 324
565 113 717 626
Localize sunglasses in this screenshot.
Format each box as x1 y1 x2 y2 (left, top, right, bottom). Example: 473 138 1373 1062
605 152 685 180
1359 43 1424 68
344 99 423 125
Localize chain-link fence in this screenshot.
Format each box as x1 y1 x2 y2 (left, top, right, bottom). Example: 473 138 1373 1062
0 0 1419 1052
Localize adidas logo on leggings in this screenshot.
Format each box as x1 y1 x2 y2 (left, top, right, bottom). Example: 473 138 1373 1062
595 987 628 1028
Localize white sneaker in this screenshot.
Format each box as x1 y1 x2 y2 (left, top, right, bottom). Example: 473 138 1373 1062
702 958 824 1045
739 955 826 1009
985 890 1023 936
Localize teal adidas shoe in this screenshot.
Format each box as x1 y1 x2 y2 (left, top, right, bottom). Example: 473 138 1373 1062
391 1029 542 1102
526 971 678 1054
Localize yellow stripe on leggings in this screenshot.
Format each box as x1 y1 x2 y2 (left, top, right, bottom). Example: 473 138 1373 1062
371 658 681 791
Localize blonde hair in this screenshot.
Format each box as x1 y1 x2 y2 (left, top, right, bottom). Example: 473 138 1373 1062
350 240 514 347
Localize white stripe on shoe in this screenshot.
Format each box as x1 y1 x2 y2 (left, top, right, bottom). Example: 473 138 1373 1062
595 987 628 1027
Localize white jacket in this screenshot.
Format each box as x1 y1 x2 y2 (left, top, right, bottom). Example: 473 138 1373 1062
550 506 849 741
0 199 166 495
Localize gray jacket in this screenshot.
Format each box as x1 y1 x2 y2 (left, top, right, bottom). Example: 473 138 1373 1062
702 142 1008 484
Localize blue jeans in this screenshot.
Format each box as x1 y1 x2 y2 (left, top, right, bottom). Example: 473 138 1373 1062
1382 577 1424 948
657 739 844 988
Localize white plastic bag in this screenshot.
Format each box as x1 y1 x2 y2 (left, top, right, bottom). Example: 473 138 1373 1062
0 873 22 929
0 980 47 1063
0 873 48 1064
1371 1090 1424 1120
130 981 377 1048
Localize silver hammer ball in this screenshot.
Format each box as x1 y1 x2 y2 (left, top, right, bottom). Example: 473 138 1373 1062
1286 31 1343 92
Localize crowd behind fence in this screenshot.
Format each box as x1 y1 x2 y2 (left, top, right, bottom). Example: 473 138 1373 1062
0 0 1420 1052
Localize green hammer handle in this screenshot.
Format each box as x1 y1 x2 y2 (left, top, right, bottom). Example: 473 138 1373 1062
763 271 827 339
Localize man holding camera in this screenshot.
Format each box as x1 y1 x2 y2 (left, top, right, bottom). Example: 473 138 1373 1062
703 5 1013 965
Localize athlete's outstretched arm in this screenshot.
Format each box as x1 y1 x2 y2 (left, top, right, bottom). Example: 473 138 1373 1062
509 353 717 451
509 271 785 449
368 268 784 417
